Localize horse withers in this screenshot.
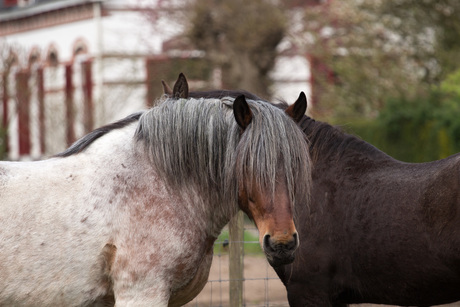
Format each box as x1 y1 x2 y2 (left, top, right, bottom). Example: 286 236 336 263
273 94 460 307
0 74 311 306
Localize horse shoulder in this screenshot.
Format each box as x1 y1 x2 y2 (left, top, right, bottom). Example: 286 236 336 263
419 157 460 235
168 236 215 306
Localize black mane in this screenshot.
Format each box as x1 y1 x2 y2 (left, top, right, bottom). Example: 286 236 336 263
55 112 143 157
268 99 390 163
297 115 391 163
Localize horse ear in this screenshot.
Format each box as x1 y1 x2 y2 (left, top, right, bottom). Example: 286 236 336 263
233 95 253 130
172 73 189 98
161 80 173 96
285 92 307 123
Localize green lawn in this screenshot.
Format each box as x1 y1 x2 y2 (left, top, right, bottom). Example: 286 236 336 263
213 229 263 256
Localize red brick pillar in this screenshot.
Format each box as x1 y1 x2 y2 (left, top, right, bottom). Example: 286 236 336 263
1 71 9 154
65 63 75 146
16 70 31 156
37 67 46 154
81 59 93 133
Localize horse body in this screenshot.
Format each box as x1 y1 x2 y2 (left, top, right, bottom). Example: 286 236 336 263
0 74 311 306
0 123 214 306
275 115 460 306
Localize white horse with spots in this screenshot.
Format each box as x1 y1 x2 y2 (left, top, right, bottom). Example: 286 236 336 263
0 74 311 306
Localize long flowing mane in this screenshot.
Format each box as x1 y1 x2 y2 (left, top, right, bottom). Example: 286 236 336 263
135 95 311 212
56 94 311 219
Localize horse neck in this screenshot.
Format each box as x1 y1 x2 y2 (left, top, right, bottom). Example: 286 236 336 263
129 141 239 239
300 117 394 166
85 133 238 238
174 186 240 238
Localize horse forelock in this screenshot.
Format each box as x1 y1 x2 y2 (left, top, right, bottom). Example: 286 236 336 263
135 96 312 217
234 100 312 211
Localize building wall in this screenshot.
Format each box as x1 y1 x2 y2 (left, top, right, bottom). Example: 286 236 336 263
1 0 311 160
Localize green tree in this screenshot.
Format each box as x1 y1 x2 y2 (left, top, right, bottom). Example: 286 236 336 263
441 69 460 97
378 0 460 83
300 1 460 119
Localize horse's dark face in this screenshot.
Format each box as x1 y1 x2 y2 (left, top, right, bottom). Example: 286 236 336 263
238 177 299 267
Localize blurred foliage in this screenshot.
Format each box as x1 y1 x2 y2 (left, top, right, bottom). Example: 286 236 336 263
440 68 460 97
301 0 460 162
378 0 460 83
301 0 460 119
342 89 460 162
186 0 287 97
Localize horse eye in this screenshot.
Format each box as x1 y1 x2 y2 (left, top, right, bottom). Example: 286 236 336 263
248 197 255 203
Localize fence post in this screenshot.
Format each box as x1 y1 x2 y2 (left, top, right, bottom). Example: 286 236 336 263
229 210 244 306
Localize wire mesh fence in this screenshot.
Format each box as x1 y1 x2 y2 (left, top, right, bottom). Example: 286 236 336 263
184 213 289 307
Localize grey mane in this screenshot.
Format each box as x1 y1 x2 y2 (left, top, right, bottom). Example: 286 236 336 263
135 97 240 213
57 94 311 218
135 96 311 213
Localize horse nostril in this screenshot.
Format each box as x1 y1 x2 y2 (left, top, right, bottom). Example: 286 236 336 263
263 234 274 251
286 234 298 250
264 233 298 252
291 232 299 249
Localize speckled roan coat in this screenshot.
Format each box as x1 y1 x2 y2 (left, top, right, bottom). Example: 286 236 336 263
274 111 460 307
0 79 312 306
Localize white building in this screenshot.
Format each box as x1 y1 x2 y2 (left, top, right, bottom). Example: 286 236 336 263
0 0 311 160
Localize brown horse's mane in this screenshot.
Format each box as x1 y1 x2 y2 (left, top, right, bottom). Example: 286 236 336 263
271 100 391 163
298 114 392 163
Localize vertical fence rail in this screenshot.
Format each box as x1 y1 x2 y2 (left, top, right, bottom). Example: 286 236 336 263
229 211 244 306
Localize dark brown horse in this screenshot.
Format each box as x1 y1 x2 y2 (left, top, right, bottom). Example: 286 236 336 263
186 87 460 306
273 94 460 306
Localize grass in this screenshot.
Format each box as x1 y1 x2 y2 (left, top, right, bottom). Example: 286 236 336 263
213 229 264 256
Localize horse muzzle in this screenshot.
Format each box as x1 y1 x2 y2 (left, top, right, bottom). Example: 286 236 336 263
263 233 299 267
